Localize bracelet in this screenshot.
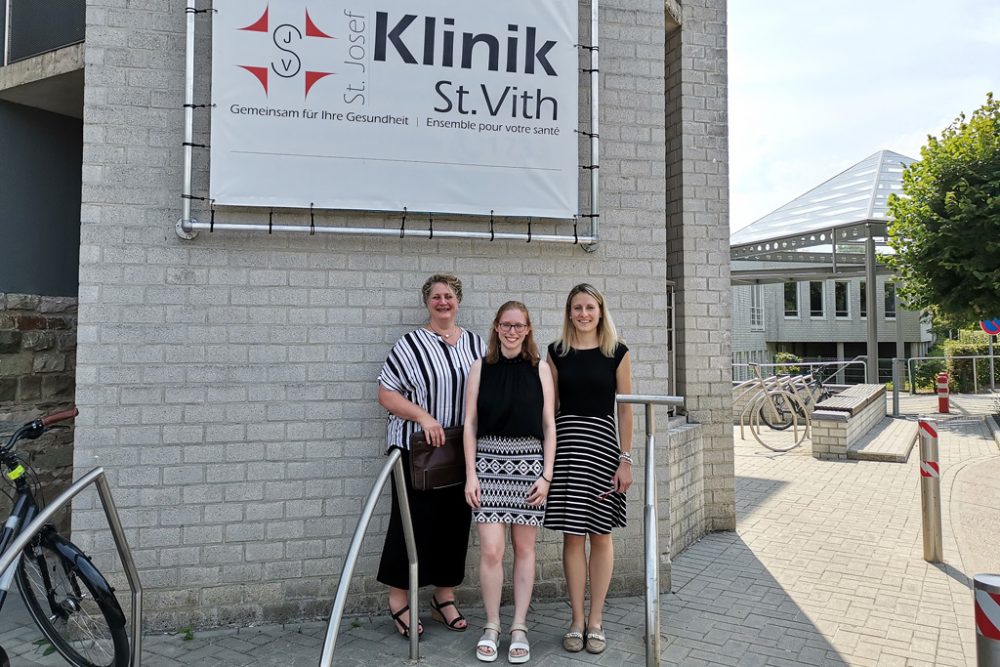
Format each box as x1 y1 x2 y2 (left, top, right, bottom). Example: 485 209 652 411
619 451 633 465
540 474 552 483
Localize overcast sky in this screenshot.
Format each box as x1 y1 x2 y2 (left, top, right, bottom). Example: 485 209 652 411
727 0 1000 234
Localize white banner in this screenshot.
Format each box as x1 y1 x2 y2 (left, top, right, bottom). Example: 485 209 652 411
210 0 579 219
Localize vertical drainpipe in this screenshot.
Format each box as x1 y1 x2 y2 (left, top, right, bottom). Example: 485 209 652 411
179 0 197 238
588 0 600 246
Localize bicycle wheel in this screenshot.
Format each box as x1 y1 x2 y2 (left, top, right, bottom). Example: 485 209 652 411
759 393 795 430
16 532 129 667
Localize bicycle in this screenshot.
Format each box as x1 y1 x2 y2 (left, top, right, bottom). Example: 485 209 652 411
0 408 129 667
758 371 833 430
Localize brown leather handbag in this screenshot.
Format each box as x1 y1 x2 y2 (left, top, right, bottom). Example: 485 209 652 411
408 426 466 491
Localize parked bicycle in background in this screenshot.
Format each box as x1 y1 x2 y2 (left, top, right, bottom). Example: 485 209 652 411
0 408 129 667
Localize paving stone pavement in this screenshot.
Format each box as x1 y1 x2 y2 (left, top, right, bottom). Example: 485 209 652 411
1 417 997 666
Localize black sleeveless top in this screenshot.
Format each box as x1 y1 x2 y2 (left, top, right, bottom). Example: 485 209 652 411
476 355 544 439
547 342 628 417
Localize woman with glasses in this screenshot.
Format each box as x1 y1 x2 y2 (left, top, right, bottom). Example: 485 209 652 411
543 283 633 655
463 301 556 663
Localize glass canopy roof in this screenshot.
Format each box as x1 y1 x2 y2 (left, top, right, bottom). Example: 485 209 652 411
730 149 916 247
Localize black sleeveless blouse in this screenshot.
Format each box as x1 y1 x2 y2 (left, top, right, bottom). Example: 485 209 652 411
476 355 544 439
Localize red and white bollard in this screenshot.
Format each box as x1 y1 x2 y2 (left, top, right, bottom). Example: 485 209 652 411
918 419 943 563
937 372 950 414
974 574 1000 666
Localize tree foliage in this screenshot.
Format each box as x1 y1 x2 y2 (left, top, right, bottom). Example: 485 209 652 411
887 93 1000 321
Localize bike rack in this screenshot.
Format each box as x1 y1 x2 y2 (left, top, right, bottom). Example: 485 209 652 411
319 448 419 665
616 393 685 667
0 467 143 667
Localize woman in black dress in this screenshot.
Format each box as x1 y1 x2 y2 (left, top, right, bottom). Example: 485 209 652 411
543 284 633 655
464 301 556 663
376 274 486 637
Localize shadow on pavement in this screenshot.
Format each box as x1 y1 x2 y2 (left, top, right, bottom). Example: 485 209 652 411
666 532 847 666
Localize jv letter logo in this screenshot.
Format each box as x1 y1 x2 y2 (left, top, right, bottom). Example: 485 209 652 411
237 5 336 97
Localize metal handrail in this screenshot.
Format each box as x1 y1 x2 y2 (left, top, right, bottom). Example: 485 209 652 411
0 467 143 667
616 393 685 667
733 358 868 384
319 449 419 665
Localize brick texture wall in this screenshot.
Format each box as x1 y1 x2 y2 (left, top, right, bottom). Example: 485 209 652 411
0 293 78 532
76 0 730 628
666 0 735 531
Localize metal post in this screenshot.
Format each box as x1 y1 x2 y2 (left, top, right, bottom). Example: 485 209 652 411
3 0 12 66
94 475 143 667
393 457 420 660
643 405 659 667
990 335 996 393
865 227 879 384
891 358 900 417
974 357 979 394
917 419 943 563
320 450 420 665
615 394 685 667
974 573 1000 666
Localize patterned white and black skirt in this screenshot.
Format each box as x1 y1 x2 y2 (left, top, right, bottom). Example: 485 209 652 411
473 435 545 526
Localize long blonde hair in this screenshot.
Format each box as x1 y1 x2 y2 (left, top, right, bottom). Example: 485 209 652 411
552 283 621 358
485 301 539 365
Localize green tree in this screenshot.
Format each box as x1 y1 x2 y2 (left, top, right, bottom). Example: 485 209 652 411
887 93 1000 321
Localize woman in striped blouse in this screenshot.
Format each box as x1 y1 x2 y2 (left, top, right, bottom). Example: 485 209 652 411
376 274 486 638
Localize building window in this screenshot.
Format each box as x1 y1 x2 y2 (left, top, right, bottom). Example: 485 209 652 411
750 284 764 331
809 281 824 318
835 281 850 318
784 282 799 318
885 282 896 319
860 280 867 319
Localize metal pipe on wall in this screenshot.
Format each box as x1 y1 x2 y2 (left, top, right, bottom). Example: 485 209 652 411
180 219 597 245
180 0 196 235
588 0 600 244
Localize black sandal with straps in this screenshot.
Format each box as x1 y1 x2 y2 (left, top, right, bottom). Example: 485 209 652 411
389 604 423 638
430 595 468 632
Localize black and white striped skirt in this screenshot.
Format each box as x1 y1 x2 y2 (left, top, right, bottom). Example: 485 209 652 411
543 413 626 535
472 435 545 526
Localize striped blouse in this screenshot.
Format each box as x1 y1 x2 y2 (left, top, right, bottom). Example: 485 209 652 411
378 328 486 451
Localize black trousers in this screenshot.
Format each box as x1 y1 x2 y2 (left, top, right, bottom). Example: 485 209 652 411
377 448 472 589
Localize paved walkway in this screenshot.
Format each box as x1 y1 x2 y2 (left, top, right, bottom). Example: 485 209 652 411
2 417 997 666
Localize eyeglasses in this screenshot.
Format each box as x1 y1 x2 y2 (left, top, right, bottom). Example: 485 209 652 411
497 323 528 333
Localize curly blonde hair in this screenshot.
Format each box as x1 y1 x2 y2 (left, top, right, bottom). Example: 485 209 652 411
420 274 463 305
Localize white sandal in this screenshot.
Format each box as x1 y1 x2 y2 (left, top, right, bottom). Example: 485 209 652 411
508 623 530 664
476 622 501 663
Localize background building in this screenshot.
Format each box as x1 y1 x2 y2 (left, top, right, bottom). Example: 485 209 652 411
2 0 733 629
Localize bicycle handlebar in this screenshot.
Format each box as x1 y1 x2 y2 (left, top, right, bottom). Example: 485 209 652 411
41 408 78 427
2 407 78 454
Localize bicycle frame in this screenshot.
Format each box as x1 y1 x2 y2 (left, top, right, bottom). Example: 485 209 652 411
0 489 39 604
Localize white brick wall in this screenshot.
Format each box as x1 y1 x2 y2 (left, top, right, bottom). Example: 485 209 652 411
76 0 731 627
